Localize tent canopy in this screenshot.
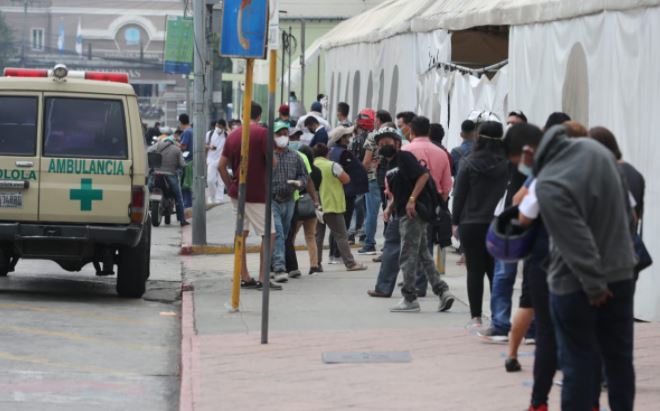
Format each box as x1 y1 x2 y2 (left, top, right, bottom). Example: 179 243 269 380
320 0 660 49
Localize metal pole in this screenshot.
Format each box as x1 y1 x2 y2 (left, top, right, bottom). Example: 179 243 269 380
192 0 207 246
186 75 191 119
287 26 292 101
316 54 320 97
20 0 28 65
230 58 255 311
299 19 306 109
261 49 277 344
206 4 214 128
280 31 285 105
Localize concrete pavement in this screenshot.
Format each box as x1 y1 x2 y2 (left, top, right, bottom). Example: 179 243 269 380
179 214 660 410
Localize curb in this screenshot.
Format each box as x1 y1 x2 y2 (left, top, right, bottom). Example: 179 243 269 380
179 283 196 411
180 243 363 256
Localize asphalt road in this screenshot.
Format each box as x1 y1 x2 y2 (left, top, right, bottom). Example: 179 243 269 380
0 224 183 411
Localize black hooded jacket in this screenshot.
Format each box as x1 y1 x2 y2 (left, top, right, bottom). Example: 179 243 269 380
451 145 509 226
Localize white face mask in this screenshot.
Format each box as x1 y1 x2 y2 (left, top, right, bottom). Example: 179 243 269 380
215 127 223 134
275 136 289 148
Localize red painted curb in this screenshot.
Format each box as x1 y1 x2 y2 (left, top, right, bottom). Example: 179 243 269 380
179 289 195 411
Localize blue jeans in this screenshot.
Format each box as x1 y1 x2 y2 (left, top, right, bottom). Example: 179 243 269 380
550 280 635 411
374 217 400 295
363 180 382 248
149 174 186 223
490 260 518 333
272 199 295 272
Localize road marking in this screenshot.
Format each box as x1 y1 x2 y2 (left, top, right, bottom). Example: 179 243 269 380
0 325 164 351
0 352 135 377
0 303 149 326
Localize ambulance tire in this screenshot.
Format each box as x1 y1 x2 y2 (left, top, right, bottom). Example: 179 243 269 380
0 250 10 277
116 222 150 298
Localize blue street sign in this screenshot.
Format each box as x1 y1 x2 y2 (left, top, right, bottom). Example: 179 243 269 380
220 0 269 59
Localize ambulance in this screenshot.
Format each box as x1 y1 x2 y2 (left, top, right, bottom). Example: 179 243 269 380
0 64 150 298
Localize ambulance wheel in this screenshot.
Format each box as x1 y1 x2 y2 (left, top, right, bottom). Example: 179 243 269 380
0 250 10 277
116 222 150 298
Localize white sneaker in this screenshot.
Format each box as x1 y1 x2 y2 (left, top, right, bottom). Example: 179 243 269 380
390 298 421 313
273 272 288 283
328 257 341 265
466 317 483 329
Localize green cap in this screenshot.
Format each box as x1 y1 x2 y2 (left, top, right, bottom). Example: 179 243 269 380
274 121 289 133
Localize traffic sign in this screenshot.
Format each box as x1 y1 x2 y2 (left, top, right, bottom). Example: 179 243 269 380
220 0 269 59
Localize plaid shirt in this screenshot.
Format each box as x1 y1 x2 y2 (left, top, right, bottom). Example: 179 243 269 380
273 149 308 201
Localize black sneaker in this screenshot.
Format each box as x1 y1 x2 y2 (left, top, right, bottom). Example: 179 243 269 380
505 357 522 372
357 246 377 255
256 281 282 291
478 327 509 343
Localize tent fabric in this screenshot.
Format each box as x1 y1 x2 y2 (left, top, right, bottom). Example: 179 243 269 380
509 6 660 321
324 30 451 124
319 0 660 50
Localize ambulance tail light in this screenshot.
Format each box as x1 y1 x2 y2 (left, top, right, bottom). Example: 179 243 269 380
84 71 129 83
130 186 146 224
3 68 48 78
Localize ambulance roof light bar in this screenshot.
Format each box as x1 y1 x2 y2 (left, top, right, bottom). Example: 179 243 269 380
3 65 129 84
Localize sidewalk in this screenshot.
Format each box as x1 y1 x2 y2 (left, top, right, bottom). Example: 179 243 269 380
181 203 385 254
179 214 660 411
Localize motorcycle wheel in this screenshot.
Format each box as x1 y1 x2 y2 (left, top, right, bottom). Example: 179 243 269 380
150 201 161 227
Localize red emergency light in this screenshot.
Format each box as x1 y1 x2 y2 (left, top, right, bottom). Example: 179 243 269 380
2 65 129 84
3 68 48 78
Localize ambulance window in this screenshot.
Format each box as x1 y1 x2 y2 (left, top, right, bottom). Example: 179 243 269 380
43 97 128 159
0 96 38 156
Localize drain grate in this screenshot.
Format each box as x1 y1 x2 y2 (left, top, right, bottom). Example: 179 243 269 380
322 351 412 364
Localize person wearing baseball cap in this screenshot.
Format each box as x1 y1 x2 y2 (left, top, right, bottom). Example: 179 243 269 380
278 104 295 127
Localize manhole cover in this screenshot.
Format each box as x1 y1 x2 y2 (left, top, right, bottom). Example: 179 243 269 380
322 351 412 364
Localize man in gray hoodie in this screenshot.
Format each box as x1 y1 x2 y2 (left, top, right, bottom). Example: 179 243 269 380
517 124 636 410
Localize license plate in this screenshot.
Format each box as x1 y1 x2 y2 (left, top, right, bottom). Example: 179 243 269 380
150 193 162 201
0 192 22 208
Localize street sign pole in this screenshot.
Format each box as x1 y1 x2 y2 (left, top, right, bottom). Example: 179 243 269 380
192 0 207 246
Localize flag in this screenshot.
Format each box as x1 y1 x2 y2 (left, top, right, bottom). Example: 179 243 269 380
57 21 65 52
75 19 83 55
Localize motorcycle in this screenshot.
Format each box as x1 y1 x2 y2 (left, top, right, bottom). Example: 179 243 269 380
149 172 176 227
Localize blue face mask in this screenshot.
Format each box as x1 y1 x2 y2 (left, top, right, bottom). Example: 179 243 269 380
518 153 533 177
288 141 301 151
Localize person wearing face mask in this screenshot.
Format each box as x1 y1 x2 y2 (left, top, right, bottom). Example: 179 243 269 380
287 127 303 152
270 121 309 283
206 119 228 205
395 111 415 144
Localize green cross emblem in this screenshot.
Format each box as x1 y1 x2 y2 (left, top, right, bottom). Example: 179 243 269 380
70 178 103 211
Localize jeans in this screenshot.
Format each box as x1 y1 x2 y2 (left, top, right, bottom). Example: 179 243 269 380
363 180 382 248
272 199 295 272
490 260 519 333
349 194 365 234
149 174 186 223
459 223 494 318
316 213 356 268
399 215 448 302
330 195 355 258
374 217 401 295
550 280 635 411
527 230 556 408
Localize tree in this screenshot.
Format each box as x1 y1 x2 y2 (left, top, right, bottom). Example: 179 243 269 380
0 12 14 69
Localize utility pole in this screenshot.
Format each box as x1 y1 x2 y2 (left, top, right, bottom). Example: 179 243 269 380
299 19 306 109
192 0 207 245
20 0 28 65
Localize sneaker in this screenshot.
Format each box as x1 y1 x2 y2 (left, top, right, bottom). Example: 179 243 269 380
528 404 548 411
328 257 341 265
308 266 322 275
256 281 283 291
477 327 509 343
372 255 382 263
180 220 190 227
346 263 367 271
437 291 455 312
466 317 483 329
524 337 536 345
390 298 421 313
288 269 302 279
505 357 522 372
367 290 391 298
357 246 377 255
273 272 288 283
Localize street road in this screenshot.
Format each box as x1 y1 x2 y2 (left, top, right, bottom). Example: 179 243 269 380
0 224 183 411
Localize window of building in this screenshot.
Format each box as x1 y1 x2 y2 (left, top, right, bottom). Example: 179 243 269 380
31 28 44 51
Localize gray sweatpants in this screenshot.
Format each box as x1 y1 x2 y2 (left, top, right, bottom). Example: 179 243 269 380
399 215 448 301
316 212 356 268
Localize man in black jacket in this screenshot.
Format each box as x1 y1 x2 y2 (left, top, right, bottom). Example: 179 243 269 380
517 124 637 411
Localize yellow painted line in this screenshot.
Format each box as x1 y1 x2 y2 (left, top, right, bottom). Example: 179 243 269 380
0 303 147 326
0 325 163 351
0 351 136 377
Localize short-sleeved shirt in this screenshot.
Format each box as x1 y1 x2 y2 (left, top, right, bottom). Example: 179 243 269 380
519 179 539 219
180 128 193 161
222 124 268 203
388 151 427 217
363 132 379 180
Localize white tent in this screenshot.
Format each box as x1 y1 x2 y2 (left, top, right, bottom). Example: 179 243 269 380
317 0 660 321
